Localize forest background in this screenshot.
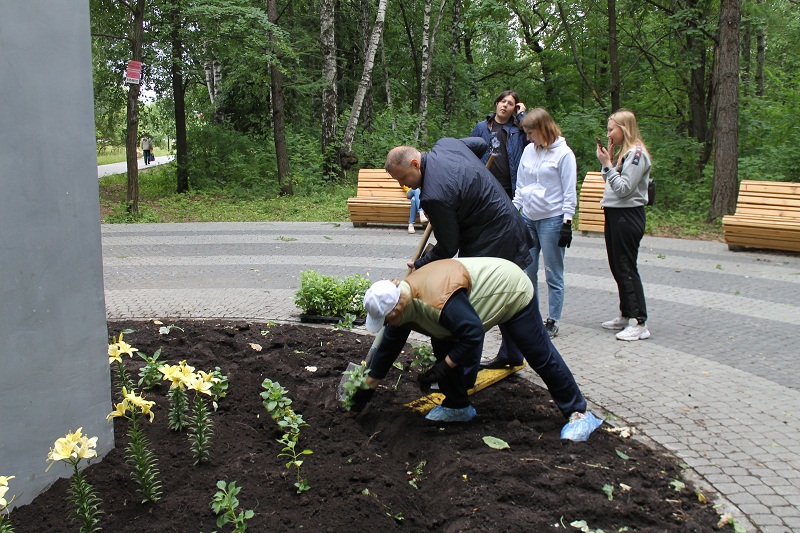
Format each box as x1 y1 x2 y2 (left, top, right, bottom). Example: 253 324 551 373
91 0 799 238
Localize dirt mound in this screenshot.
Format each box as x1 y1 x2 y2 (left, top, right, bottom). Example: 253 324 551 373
10 320 728 532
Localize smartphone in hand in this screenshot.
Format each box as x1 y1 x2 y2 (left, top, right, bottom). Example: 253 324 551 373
596 136 604 149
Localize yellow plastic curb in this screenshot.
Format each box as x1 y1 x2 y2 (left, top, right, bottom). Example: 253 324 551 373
404 363 526 414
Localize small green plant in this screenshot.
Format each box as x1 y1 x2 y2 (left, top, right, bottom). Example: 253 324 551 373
210 366 229 410
261 379 312 493
261 378 293 419
409 343 436 370
137 348 164 390
107 388 162 503
333 313 356 330
46 428 103 533
210 480 254 532
158 324 184 335
293 270 371 318
277 412 313 494
341 362 370 411
0 475 15 532
407 460 427 489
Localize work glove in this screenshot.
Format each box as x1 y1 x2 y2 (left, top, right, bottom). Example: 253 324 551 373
350 387 375 413
417 360 450 393
558 222 572 248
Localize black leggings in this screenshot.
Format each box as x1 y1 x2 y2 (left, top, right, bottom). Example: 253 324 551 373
603 206 647 323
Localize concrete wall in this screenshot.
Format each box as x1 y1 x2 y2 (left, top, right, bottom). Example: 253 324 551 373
0 1 114 507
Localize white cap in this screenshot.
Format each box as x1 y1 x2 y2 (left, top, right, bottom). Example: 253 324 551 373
363 280 401 333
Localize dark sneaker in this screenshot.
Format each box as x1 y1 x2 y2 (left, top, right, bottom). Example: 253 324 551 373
545 318 559 338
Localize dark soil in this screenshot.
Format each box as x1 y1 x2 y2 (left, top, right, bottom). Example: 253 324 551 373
13 320 730 532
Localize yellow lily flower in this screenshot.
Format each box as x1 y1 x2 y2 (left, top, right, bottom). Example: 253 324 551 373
75 434 98 460
116 332 139 357
123 389 156 422
186 372 215 396
108 342 122 364
107 400 131 421
0 475 13 507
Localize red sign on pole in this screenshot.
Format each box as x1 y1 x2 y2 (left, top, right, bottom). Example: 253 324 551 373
125 60 142 85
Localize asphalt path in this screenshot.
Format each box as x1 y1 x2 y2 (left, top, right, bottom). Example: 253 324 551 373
97 155 174 178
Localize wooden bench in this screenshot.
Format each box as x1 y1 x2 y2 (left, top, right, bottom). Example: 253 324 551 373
722 180 800 252
347 168 415 227
577 171 605 234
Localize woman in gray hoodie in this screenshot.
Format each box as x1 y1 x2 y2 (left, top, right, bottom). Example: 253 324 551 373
596 109 652 342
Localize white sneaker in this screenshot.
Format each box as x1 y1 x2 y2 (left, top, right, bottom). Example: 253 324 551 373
616 323 650 341
419 211 428 224
602 316 629 330
408 223 415 234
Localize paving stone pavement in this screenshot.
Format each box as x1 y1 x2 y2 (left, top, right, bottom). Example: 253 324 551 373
103 221 800 532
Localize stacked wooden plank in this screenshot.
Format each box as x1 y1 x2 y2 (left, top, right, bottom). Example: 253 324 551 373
577 171 605 234
347 169 413 227
722 180 800 252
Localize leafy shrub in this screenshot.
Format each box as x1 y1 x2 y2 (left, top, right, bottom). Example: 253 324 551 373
293 270 370 318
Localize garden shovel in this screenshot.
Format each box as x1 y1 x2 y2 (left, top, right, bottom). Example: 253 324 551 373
336 222 433 400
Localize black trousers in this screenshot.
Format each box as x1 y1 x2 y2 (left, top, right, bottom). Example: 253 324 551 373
603 206 648 323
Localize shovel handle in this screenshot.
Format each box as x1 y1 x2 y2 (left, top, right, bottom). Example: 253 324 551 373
406 223 433 276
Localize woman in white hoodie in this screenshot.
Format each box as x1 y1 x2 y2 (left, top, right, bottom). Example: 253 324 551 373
513 108 577 338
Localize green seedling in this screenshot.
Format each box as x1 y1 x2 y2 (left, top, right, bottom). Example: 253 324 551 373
210 480 254 532
158 324 184 335
137 348 164 390
341 362 370 411
407 460 427 489
334 313 356 330
261 379 292 419
409 344 436 370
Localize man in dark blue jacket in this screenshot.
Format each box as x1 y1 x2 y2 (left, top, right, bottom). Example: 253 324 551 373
385 137 532 369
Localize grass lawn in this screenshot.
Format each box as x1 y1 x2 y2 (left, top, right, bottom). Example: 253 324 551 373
98 160 723 241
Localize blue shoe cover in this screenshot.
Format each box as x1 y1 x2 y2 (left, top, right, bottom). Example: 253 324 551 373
425 404 477 422
560 411 603 442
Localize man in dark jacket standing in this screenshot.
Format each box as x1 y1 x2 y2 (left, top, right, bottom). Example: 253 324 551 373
385 138 532 271
385 137 532 368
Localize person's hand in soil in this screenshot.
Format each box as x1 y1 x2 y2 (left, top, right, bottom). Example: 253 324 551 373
350 387 375 413
417 358 452 392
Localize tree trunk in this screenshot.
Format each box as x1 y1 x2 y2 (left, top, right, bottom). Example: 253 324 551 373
755 0 765 97
320 0 339 179
170 1 189 194
267 0 293 195
414 0 447 146
556 2 605 112
125 0 146 216
341 0 388 164
607 0 620 111
443 0 461 122
709 0 741 221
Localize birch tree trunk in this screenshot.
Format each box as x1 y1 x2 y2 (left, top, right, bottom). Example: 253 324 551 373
709 0 741 220
320 0 339 179
267 0 292 195
414 0 446 146
341 0 388 162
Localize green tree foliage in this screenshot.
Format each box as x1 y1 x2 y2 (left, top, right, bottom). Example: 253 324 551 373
91 0 800 212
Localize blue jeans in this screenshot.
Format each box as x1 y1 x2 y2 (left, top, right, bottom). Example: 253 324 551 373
522 214 565 322
407 188 421 224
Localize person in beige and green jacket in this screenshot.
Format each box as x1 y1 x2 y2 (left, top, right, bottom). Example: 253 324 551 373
353 256 601 442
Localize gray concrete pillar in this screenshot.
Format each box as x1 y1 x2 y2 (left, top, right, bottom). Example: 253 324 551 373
0 1 114 507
